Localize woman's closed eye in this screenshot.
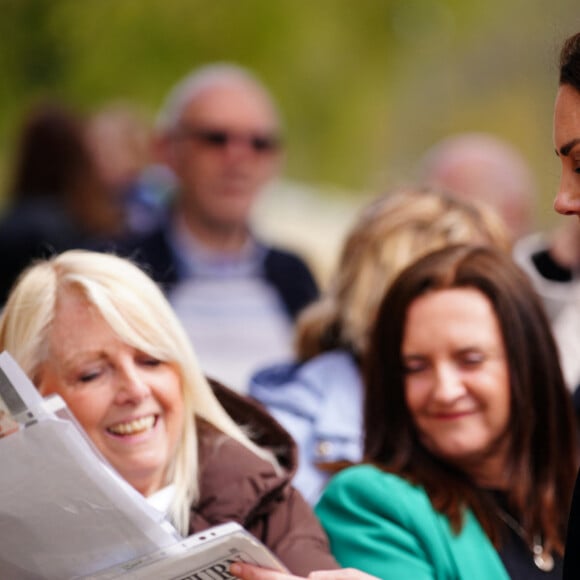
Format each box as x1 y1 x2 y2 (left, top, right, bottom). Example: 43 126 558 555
77 367 104 384
457 350 486 368
402 357 429 374
136 355 162 367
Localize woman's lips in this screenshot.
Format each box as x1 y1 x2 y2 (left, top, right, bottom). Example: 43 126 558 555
430 410 476 420
106 414 158 436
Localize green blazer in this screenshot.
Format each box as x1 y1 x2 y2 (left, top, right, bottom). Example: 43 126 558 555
315 465 510 580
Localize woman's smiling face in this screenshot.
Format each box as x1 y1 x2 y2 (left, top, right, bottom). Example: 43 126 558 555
37 289 184 496
402 287 512 487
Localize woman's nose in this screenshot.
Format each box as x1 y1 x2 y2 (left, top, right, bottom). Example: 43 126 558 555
432 364 466 402
554 173 580 216
114 366 150 404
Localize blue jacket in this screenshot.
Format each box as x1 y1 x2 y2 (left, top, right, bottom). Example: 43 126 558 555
315 465 510 580
249 350 363 505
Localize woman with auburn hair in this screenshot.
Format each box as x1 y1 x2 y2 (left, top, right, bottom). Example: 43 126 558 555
315 244 577 579
250 187 510 505
0 250 338 575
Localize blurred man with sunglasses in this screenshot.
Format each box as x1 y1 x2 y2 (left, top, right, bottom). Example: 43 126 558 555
112 64 319 393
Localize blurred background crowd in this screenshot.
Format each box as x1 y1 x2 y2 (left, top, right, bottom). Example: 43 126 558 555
0 0 578 284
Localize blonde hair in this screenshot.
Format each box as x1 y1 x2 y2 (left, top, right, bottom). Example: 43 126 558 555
296 187 510 360
0 250 275 535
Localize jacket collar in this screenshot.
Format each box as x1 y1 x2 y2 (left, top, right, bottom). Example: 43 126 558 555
189 379 298 531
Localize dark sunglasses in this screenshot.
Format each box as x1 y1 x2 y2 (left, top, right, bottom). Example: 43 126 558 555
177 126 281 153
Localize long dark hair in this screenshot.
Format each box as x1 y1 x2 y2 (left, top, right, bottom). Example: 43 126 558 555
364 244 577 554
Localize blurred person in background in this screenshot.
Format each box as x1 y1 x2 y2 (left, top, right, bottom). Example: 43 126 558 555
0 100 123 306
417 132 537 243
418 131 580 401
110 64 319 393
250 188 510 505
86 102 172 236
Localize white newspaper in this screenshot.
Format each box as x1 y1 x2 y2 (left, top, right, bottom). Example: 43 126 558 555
0 352 286 580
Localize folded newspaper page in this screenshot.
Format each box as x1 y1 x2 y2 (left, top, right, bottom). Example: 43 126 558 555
0 352 287 580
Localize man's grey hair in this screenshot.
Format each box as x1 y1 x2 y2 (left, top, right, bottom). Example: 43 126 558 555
156 63 280 133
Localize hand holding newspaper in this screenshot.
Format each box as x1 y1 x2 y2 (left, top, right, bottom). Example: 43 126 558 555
0 351 287 580
85 521 287 580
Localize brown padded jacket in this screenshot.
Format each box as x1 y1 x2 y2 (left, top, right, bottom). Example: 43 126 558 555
189 380 339 575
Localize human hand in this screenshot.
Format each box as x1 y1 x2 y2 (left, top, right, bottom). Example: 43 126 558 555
229 562 380 580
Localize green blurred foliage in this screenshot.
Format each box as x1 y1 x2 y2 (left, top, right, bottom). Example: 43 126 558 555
0 0 577 225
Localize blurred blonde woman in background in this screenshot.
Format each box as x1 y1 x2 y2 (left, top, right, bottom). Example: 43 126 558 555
249 187 510 504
